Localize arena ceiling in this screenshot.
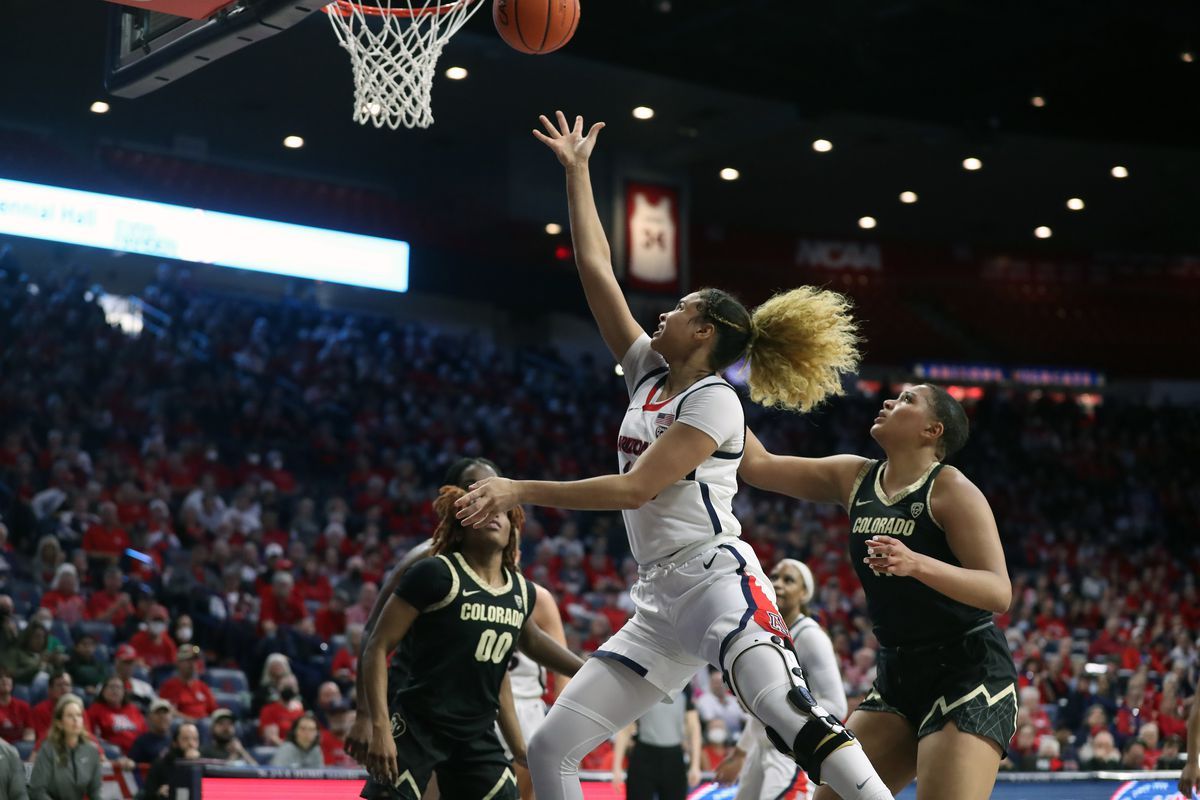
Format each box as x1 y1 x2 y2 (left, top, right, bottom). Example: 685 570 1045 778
1 0 1198 256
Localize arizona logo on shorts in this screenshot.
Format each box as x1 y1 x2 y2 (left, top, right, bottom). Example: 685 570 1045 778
747 576 793 643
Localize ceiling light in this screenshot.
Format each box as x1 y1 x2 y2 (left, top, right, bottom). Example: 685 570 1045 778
812 139 833 153
1111 165 1129 179
632 106 655 120
1182 51 1195 63
90 101 110 114
545 223 562 235
1034 226 1052 239
1030 95 1046 108
444 66 468 80
858 216 877 230
962 157 982 171
899 191 918 204
283 135 304 149
719 168 740 181
1066 197 1085 211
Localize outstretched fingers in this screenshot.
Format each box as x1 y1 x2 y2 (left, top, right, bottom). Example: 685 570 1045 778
555 109 570 134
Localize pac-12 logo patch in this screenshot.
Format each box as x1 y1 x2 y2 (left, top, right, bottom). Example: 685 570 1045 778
910 502 924 518
390 712 407 738
654 412 675 438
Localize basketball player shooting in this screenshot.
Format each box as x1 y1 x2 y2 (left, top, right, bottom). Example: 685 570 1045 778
454 112 892 800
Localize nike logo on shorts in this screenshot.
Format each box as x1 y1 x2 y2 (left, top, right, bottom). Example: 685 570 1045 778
703 553 718 569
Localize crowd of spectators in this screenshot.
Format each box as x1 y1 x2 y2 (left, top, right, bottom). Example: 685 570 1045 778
0 256 1195 787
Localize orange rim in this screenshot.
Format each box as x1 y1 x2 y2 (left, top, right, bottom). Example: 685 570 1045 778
323 0 477 17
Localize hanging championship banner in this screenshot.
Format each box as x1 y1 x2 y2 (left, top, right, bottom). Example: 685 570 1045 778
625 182 681 292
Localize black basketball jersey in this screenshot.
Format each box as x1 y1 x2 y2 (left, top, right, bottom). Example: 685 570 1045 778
848 460 990 647
392 552 536 735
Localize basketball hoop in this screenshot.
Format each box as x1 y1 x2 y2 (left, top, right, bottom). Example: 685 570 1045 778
324 0 484 130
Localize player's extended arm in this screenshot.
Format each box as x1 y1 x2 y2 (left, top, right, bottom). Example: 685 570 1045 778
533 111 642 363
362 594 419 785
1180 693 1200 797
739 428 869 507
531 583 572 696
518 618 585 678
866 468 1011 613
496 674 528 767
457 422 724 525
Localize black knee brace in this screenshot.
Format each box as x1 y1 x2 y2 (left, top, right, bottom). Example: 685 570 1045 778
764 702 857 785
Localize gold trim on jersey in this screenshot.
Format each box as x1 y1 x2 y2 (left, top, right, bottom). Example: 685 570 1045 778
846 459 876 509
481 767 517 800
873 460 939 506
516 573 529 615
452 551 513 597
917 682 1018 732
423 555 460 612
925 467 954 531
392 769 420 796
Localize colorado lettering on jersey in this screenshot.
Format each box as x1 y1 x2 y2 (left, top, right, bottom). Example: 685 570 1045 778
852 516 917 537
618 435 650 456
460 603 525 628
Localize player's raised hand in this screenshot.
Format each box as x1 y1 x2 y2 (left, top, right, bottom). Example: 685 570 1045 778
533 110 605 169
455 477 520 528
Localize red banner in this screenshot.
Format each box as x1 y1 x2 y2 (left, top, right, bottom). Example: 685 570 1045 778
625 182 681 293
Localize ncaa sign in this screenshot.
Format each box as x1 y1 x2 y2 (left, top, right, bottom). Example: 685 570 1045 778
795 239 883 271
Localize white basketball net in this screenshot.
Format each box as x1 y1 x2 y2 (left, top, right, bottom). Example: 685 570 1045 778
325 0 484 130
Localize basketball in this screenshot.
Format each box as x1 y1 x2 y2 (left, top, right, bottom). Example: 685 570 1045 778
493 0 580 55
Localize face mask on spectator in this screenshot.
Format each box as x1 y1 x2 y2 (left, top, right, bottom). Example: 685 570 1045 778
176 626 193 642
150 621 167 636
280 687 298 702
707 729 727 745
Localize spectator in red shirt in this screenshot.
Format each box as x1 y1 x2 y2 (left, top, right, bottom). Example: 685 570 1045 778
330 624 361 685
158 646 216 722
86 566 133 628
129 605 179 668
258 674 305 746
259 570 308 636
88 675 147 753
319 703 356 768
315 591 349 642
294 555 332 605
0 668 33 743
83 500 131 564
40 563 88 627
31 670 72 742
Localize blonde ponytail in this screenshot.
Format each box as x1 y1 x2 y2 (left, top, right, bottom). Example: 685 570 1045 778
746 287 860 413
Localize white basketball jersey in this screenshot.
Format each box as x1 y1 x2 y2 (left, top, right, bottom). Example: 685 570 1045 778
618 335 744 565
508 651 547 701
628 193 677 284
